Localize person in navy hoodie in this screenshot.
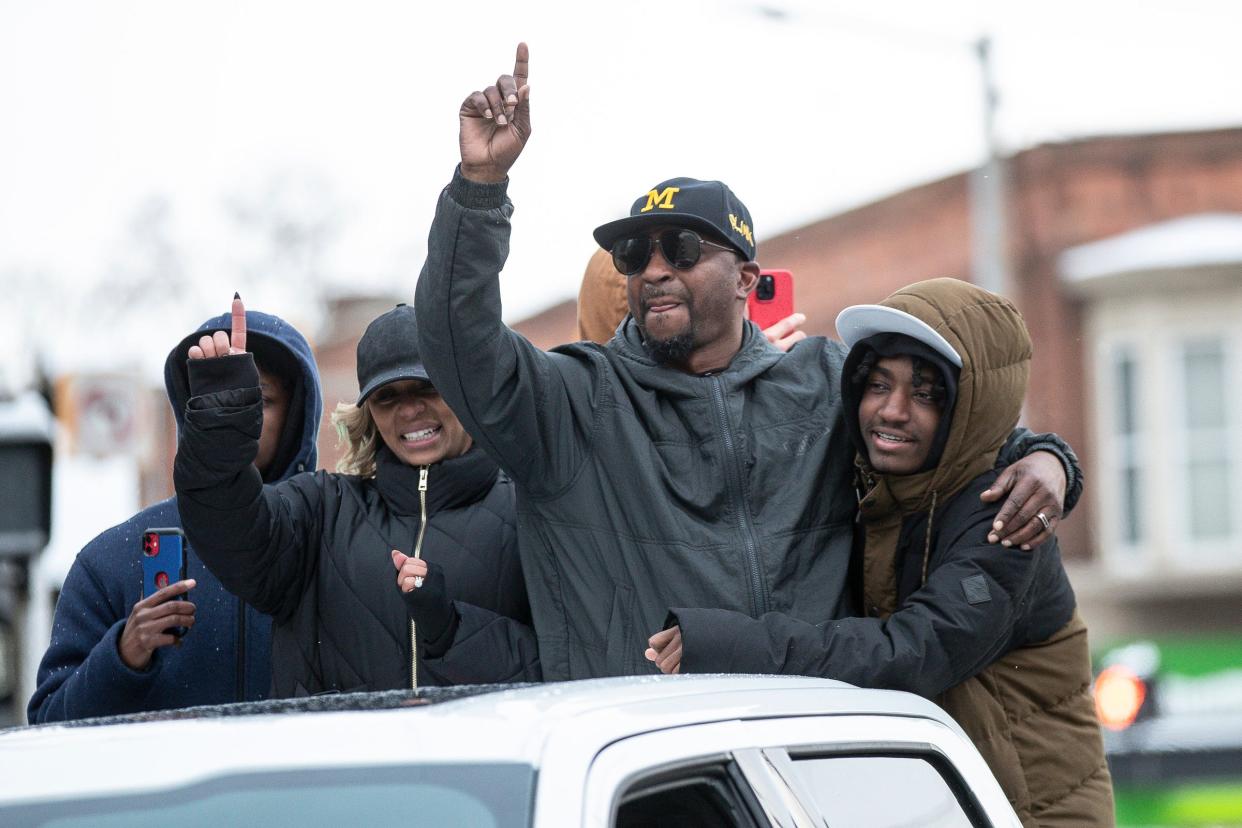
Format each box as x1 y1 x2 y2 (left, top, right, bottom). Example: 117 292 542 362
27 307 322 723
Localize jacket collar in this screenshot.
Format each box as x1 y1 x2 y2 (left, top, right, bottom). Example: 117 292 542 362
608 316 783 390
857 458 938 525
373 445 499 516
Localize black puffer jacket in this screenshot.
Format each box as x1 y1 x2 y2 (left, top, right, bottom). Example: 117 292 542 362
173 353 532 696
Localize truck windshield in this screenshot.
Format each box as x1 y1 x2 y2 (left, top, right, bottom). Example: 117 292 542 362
0 763 535 828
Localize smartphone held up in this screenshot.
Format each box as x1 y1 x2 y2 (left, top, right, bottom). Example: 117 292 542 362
747 269 794 330
142 527 190 637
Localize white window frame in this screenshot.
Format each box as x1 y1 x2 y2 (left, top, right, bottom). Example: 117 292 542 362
1167 331 1240 570
1092 303 1242 578
1094 337 1154 574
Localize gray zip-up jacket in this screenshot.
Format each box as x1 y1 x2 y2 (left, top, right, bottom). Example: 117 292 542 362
415 170 1080 682
417 171 859 680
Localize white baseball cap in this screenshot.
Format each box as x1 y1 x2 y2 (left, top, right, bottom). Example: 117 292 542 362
835 304 962 368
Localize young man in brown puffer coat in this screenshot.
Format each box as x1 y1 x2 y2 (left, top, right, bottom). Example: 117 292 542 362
652 277 1115 827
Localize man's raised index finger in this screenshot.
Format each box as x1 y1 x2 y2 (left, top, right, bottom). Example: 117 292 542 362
513 42 529 86
230 292 247 354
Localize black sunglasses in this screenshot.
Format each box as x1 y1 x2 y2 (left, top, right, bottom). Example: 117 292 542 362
611 229 737 276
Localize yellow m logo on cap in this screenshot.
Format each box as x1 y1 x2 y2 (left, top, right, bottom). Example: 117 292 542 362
640 187 680 213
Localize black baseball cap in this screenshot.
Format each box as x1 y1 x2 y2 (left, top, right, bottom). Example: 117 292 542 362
592 177 756 261
356 303 430 405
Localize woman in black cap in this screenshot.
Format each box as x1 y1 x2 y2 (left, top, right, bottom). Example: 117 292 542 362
174 296 536 696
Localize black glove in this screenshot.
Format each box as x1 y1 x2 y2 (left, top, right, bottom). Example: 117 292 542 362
398 560 460 659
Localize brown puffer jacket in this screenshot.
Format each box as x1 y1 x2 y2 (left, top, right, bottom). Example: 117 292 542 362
859 278 1114 826
938 611 1114 826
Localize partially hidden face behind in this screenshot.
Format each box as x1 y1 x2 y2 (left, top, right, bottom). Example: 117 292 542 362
255 367 290 474
857 355 947 476
366 379 474 467
621 225 756 364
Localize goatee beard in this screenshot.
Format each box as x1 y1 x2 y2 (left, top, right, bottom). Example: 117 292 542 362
635 289 696 365
641 330 696 365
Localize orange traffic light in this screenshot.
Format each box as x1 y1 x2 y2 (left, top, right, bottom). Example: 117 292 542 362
1094 664 1148 731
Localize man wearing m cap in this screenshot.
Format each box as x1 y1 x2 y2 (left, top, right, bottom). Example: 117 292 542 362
591 176 759 370
414 44 1081 681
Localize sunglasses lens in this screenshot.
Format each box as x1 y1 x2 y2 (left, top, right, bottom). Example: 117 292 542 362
659 230 703 270
612 237 653 276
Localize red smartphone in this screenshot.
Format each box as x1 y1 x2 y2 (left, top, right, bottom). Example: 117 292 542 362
747 269 794 331
142 527 189 635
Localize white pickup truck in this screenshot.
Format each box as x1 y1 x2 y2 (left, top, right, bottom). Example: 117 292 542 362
0 675 1020 827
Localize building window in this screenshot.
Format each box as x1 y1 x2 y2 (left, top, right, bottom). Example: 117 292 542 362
1095 328 1240 572
1182 338 1232 541
1068 222 1242 576
1114 348 1143 546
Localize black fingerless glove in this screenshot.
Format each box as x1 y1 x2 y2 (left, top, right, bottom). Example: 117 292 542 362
399 561 460 659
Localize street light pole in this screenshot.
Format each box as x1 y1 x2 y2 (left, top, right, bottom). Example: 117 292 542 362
969 36 1012 298
751 8 1013 297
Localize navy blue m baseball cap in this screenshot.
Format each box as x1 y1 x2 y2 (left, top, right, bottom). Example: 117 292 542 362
592 177 756 261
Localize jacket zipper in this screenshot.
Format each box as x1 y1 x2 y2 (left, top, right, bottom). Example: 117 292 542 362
410 466 429 689
709 376 767 617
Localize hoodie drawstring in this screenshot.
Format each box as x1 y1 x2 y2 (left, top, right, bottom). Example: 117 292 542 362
921 489 938 586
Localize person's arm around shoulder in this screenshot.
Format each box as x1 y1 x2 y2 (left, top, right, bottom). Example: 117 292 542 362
982 428 1083 550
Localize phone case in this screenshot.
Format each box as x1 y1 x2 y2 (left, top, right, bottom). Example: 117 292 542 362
141 528 188 599
748 269 795 331
142 527 189 637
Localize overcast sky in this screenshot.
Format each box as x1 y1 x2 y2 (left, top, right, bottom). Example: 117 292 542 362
1 0 1240 383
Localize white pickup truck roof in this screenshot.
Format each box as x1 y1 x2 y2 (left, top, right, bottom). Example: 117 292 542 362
0 675 1016 826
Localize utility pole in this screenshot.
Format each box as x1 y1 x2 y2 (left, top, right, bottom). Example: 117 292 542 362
969 36 1012 298
751 8 1013 297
